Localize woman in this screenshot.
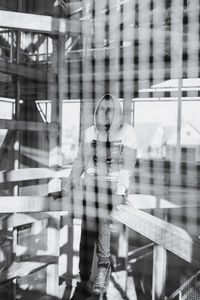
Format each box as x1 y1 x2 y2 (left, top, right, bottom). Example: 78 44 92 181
66 93 137 299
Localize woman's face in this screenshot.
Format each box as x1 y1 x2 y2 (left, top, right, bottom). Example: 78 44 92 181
96 98 115 126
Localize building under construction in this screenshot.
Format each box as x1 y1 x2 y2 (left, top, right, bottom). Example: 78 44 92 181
0 0 200 299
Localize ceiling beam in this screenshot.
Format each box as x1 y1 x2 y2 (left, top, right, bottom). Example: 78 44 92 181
0 119 58 132
0 60 47 82
0 10 91 35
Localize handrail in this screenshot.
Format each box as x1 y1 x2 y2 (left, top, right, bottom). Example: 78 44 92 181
0 196 64 213
0 167 70 183
111 204 200 269
1 157 200 186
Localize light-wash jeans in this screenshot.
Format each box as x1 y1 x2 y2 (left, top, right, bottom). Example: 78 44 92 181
79 217 111 281
96 218 111 263
79 174 117 280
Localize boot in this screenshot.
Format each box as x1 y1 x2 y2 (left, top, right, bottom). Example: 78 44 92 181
70 281 92 300
92 262 111 295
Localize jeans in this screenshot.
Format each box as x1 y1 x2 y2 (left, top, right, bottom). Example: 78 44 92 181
79 217 111 281
79 175 116 281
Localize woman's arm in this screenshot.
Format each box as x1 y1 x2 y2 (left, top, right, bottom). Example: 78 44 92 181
117 126 137 195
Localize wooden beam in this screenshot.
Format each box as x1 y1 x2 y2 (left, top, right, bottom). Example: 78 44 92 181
0 72 12 83
46 213 60 297
0 119 58 132
0 196 62 213
0 167 70 183
0 168 51 183
0 192 109 215
0 258 55 283
127 195 179 209
0 61 47 82
111 204 200 269
118 225 129 293
146 206 200 237
0 213 46 230
0 10 91 35
0 212 71 230
131 183 200 206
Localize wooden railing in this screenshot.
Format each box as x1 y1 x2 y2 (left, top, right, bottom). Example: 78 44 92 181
111 204 200 299
0 160 199 299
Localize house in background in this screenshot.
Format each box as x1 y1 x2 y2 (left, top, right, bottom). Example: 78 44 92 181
166 122 200 162
135 123 162 159
135 122 200 162
135 123 174 159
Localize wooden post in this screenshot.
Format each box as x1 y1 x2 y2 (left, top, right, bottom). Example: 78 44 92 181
82 0 92 59
152 245 167 300
175 71 183 174
171 0 183 174
13 22 21 197
9 30 14 63
131 100 135 126
13 1 22 268
46 213 60 297
47 33 65 298
118 224 129 293
122 0 135 123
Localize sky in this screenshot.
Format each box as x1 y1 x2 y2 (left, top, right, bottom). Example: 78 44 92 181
135 101 200 130
61 100 200 131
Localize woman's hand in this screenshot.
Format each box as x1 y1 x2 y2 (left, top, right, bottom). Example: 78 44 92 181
61 176 81 196
115 194 126 206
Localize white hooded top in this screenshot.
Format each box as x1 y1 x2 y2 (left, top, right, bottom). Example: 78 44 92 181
69 94 137 195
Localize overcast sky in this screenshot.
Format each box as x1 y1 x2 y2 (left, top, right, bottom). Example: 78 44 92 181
134 101 200 130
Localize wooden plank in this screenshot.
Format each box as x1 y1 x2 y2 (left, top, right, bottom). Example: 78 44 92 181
46 34 63 297
0 119 58 132
0 193 198 215
13 20 21 197
0 258 55 283
0 167 70 183
0 213 40 230
1 163 199 189
0 192 114 215
0 168 57 183
135 159 200 173
0 196 63 213
111 205 200 269
0 212 71 230
0 61 47 82
46 213 60 297
0 72 12 83
146 206 200 237
117 225 129 293
0 10 91 35
0 213 58 230
127 194 179 209
131 183 200 205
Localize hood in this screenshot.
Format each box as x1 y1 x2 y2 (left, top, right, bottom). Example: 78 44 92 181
94 93 123 135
